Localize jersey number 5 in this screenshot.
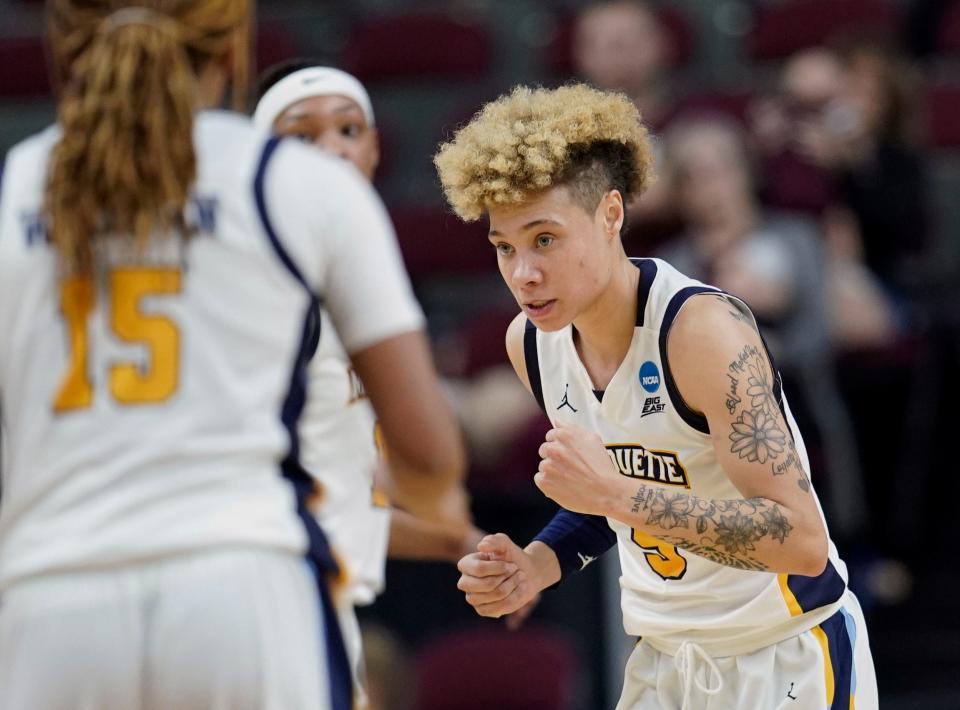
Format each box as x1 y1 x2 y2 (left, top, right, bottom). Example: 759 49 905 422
54 268 182 411
631 529 687 580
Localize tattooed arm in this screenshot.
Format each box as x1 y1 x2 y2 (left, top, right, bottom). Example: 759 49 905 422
533 296 827 575
657 293 827 574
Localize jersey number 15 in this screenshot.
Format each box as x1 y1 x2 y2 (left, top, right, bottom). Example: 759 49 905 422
54 268 181 411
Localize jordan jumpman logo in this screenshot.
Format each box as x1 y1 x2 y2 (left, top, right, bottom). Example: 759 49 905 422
557 383 577 412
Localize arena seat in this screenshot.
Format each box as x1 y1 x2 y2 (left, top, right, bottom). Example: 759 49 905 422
255 22 300 74
414 626 580 710
747 0 900 61
0 36 50 96
937 0 960 54
456 308 516 377
389 206 493 280
343 13 491 83
924 82 960 149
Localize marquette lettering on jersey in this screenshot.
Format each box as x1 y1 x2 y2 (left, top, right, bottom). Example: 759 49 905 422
606 444 689 487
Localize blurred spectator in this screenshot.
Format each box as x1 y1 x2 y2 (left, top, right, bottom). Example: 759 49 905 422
829 39 928 291
751 42 928 293
749 47 843 215
660 116 826 369
749 46 901 350
658 115 868 540
573 0 682 248
572 0 673 130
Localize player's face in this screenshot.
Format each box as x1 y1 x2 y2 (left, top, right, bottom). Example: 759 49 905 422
273 95 380 180
487 185 619 332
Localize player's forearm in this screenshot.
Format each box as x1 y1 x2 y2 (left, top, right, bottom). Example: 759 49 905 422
603 479 827 575
521 540 562 593
387 508 470 563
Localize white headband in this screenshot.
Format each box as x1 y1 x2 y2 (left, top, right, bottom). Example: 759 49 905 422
253 67 375 130
100 8 177 34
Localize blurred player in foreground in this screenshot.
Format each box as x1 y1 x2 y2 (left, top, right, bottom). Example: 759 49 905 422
254 62 483 707
0 2 463 709
436 84 877 709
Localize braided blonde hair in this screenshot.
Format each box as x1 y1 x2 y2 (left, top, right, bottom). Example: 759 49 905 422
44 0 251 277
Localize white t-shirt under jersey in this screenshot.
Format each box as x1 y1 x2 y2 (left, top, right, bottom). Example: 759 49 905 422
528 258 848 656
0 110 423 588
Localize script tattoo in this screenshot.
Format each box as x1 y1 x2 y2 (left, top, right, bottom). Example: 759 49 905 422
631 487 793 571
725 343 811 492
630 486 656 514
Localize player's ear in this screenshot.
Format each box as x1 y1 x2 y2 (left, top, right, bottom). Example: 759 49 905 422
599 189 624 241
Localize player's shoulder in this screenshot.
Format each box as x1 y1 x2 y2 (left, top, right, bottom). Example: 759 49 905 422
668 292 761 376
505 312 532 393
0 125 60 218
268 133 371 193
3 125 60 178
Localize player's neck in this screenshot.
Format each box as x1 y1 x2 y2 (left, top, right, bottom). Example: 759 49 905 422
197 62 230 110
571 258 640 388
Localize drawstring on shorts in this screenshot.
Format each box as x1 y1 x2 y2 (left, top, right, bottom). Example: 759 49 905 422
674 641 723 709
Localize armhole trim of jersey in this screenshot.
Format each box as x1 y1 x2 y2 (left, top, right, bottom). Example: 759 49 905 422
630 257 659 327
658 285 720 435
253 136 312 293
523 319 546 414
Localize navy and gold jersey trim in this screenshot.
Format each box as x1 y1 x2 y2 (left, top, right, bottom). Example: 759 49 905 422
658 286 719 434
629 257 658 327
254 136 350 710
778 560 847 618
523 318 546 414
253 136 313 295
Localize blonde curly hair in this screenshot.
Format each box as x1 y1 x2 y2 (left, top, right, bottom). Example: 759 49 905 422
434 83 655 222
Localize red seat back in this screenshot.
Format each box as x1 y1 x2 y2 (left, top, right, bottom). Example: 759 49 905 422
747 0 899 61
415 627 580 710
344 13 491 83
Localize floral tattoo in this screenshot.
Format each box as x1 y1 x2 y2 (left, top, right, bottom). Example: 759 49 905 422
631 488 793 571
725 331 811 492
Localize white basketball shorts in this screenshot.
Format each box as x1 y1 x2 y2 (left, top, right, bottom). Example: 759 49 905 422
616 590 878 709
0 547 332 710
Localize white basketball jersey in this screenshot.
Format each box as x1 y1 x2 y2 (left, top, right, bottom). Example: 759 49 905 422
0 111 423 588
299 310 390 605
528 258 848 656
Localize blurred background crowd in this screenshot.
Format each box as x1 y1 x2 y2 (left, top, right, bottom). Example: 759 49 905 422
2 0 959 708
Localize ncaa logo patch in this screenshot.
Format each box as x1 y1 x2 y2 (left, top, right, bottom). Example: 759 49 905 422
639 361 661 393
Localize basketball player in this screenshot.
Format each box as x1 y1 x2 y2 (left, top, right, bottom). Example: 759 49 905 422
0 2 463 710
436 84 877 709
254 63 483 707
